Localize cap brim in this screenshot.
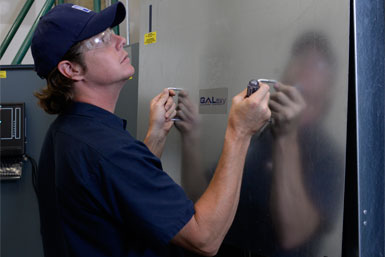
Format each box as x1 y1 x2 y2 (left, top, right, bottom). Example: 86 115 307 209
78 2 126 41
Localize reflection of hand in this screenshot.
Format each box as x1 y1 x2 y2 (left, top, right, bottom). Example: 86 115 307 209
148 88 177 138
174 91 201 138
269 83 306 137
228 83 271 138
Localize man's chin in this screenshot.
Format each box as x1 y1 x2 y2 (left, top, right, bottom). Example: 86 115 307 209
123 67 135 81
128 66 135 77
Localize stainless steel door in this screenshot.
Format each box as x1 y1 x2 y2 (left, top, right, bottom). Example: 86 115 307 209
138 1 349 256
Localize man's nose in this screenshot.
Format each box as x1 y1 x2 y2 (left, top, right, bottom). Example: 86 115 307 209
115 34 127 49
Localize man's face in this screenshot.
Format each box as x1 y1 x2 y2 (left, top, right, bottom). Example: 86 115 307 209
284 50 333 126
80 28 135 86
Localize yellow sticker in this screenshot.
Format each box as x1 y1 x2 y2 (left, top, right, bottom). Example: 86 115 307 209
129 76 133 80
144 31 157 45
0 71 6 79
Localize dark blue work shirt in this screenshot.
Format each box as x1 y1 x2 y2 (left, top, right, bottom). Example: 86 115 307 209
37 102 195 257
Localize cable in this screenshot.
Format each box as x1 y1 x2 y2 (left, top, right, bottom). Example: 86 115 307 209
25 154 38 196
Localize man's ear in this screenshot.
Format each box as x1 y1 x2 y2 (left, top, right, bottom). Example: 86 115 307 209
57 60 85 81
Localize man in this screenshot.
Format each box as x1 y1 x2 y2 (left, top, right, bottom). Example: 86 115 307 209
31 2 271 257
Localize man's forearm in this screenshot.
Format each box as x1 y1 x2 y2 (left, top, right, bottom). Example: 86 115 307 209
195 130 250 243
181 133 207 202
270 133 320 249
173 128 251 255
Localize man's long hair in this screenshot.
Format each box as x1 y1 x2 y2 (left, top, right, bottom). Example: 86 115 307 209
34 42 87 114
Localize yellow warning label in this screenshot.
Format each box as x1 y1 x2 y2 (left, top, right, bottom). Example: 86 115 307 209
0 71 6 79
144 31 157 45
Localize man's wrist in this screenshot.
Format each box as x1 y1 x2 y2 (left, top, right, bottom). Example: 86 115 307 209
181 130 201 142
145 127 166 144
274 131 299 145
224 127 252 146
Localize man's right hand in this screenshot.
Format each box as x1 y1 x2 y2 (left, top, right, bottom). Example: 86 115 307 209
227 83 271 139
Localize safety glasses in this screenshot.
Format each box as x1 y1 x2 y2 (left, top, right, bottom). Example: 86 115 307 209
82 28 115 51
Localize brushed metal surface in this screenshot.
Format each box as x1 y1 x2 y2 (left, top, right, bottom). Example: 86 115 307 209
138 1 350 256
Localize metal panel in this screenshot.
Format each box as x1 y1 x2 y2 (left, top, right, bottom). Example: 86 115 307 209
138 1 350 256
0 51 139 256
115 43 140 137
354 0 385 256
0 66 49 257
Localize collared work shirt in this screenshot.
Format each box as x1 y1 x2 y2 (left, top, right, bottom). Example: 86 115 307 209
37 102 194 257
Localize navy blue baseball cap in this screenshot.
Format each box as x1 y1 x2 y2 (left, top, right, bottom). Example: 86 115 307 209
31 2 126 78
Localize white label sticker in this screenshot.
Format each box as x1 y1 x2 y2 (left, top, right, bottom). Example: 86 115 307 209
72 5 91 13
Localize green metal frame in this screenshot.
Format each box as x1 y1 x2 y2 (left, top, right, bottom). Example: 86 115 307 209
111 0 120 35
12 0 55 64
2 0 121 64
94 0 101 12
95 0 120 35
0 0 35 59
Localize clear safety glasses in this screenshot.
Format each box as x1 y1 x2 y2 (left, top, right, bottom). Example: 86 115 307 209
82 28 115 51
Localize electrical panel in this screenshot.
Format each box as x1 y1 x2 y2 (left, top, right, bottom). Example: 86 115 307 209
0 103 26 180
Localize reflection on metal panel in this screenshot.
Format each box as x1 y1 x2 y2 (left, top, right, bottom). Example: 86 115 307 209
138 0 349 256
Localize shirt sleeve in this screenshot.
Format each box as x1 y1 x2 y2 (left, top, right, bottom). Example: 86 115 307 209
92 140 195 245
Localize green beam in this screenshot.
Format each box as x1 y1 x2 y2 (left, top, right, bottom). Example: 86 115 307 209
12 0 55 65
0 0 35 59
94 0 101 12
113 24 120 35
111 0 120 35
